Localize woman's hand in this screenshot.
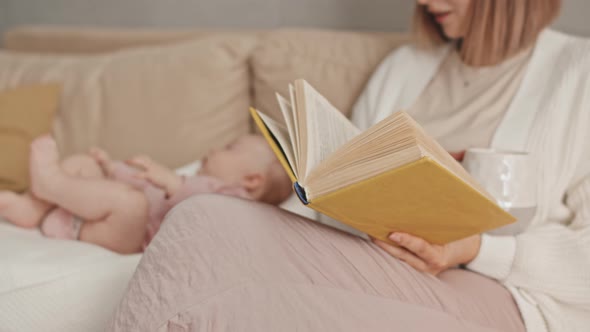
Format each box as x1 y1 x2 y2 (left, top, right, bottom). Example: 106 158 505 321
373 233 481 275
126 156 183 197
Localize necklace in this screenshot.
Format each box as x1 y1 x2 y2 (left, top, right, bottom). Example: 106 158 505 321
462 77 470 88
453 41 471 87
457 60 472 88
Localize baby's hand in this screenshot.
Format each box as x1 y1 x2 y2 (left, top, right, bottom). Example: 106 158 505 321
126 156 182 197
126 155 158 172
89 147 114 176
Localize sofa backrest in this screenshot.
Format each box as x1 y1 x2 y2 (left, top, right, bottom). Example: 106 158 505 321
251 29 408 121
1 26 409 167
3 26 261 54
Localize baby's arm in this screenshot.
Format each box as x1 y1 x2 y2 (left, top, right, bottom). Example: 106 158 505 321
126 156 183 197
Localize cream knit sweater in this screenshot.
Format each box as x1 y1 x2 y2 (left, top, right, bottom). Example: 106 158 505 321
351 29 590 332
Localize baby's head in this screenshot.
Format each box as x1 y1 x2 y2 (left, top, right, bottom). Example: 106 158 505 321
199 134 292 204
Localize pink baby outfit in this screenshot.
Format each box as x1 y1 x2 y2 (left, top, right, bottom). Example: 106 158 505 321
107 162 252 249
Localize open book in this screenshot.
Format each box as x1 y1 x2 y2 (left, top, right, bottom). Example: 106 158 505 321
250 79 515 245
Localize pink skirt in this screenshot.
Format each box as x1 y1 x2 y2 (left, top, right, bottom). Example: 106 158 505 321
109 195 525 332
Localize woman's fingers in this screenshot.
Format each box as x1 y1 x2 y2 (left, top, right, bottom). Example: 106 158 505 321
373 239 429 272
389 233 446 270
374 232 473 275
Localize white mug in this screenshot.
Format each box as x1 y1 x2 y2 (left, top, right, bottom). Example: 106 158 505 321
462 148 537 235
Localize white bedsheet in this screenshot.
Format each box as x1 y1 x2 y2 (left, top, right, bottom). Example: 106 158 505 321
0 219 140 332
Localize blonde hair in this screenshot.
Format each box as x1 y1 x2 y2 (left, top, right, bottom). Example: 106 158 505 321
413 0 562 66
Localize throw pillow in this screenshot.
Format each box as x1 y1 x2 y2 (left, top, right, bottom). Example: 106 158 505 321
0 84 60 192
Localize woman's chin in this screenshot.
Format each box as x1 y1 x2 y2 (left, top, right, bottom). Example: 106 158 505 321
441 28 463 40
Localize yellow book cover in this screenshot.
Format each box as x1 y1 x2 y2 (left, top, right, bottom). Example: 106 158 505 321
249 79 516 245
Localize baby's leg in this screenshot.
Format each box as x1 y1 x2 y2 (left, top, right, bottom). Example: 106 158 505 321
78 194 148 254
0 149 106 228
40 191 148 253
0 191 53 228
41 196 147 253
30 136 147 253
30 137 124 220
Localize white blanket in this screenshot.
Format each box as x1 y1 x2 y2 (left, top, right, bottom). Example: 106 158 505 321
0 219 140 332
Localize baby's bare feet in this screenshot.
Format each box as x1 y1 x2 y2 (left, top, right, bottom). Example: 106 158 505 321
29 135 64 201
0 191 48 228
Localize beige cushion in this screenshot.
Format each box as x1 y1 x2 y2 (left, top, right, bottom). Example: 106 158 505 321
251 29 409 120
3 25 260 54
0 35 256 168
0 84 60 192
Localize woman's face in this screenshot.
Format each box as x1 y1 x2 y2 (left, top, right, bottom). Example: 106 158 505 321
416 0 471 39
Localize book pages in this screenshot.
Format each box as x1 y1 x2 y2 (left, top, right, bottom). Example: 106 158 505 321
295 80 360 181
256 110 298 179
276 93 300 171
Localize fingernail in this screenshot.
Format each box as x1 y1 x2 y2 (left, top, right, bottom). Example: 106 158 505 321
389 233 402 242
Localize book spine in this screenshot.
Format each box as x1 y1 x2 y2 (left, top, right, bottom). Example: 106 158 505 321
294 182 309 205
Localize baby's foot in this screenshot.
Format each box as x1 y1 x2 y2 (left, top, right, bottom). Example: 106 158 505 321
41 208 81 240
0 191 48 228
29 135 64 201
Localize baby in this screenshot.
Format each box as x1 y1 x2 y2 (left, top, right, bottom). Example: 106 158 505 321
0 134 292 253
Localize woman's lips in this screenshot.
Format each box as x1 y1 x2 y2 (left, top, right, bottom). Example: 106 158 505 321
433 12 451 23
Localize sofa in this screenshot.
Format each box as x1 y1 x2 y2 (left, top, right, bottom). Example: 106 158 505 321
0 25 408 332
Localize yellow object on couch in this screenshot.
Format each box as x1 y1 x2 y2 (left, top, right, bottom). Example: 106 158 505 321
0 84 60 192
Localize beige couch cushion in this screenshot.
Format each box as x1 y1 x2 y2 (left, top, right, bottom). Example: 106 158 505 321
251 29 409 121
3 25 259 54
0 35 256 167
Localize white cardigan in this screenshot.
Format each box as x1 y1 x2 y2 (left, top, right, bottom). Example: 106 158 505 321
351 29 590 332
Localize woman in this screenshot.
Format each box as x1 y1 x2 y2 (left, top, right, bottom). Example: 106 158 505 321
109 1 590 331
